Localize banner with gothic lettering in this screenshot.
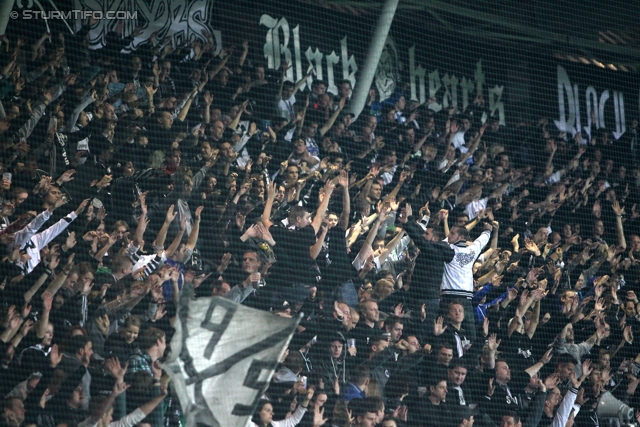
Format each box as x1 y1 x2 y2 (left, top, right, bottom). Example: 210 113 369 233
530 62 640 140
71 0 221 53
254 6 509 124
163 287 299 427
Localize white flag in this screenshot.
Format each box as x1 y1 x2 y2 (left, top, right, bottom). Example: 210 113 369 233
164 289 299 427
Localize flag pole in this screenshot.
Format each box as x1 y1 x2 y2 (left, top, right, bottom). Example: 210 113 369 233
347 0 400 120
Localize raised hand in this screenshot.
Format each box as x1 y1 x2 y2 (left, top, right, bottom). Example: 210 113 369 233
19 319 34 336
61 253 75 275
217 253 233 274
575 387 589 406
613 201 625 217
337 170 349 188
51 193 68 210
105 357 128 380
59 169 75 183
487 378 495 397
544 373 560 390
50 344 62 368
323 179 336 196
243 224 260 239
524 238 541 255
95 205 107 221
195 206 204 221
596 325 611 340
112 382 130 397
487 334 501 351
237 181 251 196
153 304 167 321
434 316 447 336
266 181 277 200
399 204 412 224
42 291 53 312
313 406 328 427
624 325 633 344
540 348 553 364
581 359 593 380
165 205 177 223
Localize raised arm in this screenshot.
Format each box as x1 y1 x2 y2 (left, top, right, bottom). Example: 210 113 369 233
356 167 378 199
353 209 387 268
292 68 313 96
379 229 406 265
165 218 186 258
442 209 450 237
31 31 49 61
613 201 627 250
176 88 197 122
42 255 74 296
137 385 169 416
507 307 524 338
185 206 203 251
384 169 409 202
526 298 542 339
24 272 48 303
488 182 509 200
154 205 176 251
228 99 249 131
208 53 231 80
78 382 130 427
524 349 553 378
276 61 289 101
311 180 336 234
489 221 500 250
337 171 350 231
36 292 53 339
262 182 277 228
318 97 346 137
94 231 118 262
132 194 148 248
238 40 249 67
310 225 329 260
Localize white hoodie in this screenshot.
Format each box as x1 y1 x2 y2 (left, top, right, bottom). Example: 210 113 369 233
441 230 491 299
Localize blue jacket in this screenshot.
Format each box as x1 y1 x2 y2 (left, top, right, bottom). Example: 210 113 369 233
339 382 366 402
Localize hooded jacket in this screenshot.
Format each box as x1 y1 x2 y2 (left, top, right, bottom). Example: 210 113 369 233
441 230 491 299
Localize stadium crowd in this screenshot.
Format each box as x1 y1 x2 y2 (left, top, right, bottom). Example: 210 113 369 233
3 15 640 427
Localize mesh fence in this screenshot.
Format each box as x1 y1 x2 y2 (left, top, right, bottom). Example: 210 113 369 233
1 0 640 426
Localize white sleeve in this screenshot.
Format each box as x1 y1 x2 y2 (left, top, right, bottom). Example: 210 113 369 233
31 212 77 251
108 408 146 427
471 230 491 256
576 341 593 359
553 336 569 353
225 284 255 304
451 132 465 148
465 198 488 220
232 132 250 153
77 417 99 427
126 242 139 257
14 210 52 250
352 256 364 272
272 405 307 427
551 387 578 427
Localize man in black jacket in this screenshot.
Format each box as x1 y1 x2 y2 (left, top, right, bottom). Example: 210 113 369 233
399 203 454 326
